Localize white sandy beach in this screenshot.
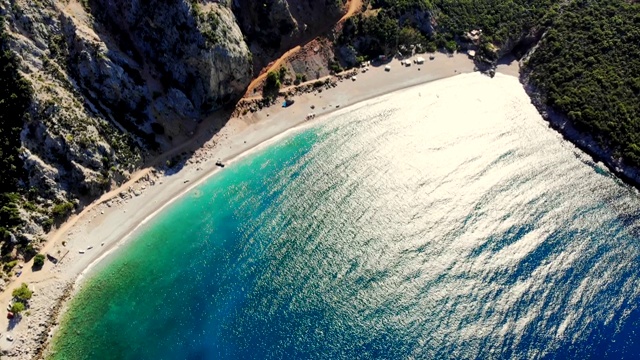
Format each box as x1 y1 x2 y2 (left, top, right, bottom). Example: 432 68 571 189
0 52 519 359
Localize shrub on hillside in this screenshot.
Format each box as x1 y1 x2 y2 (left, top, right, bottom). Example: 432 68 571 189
262 71 281 99
10 301 25 314
33 253 45 268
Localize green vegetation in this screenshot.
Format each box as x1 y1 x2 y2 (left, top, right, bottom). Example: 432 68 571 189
3 260 18 273
328 59 343 73
10 283 32 315
340 10 405 56
294 73 307 85
10 301 25 314
201 11 222 46
278 67 287 82
51 201 75 221
33 253 45 268
430 0 557 46
12 283 33 302
341 0 558 57
48 33 69 66
262 71 281 99
0 15 33 242
79 0 90 12
526 0 640 167
0 194 22 240
22 242 37 259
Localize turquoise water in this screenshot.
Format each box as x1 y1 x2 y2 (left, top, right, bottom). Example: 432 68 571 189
51 74 640 359
51 129 321 359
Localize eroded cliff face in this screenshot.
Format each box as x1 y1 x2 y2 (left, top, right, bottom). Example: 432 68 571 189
0 0 254 255
85 0 252 115
3 0 143 248
232 0 345 71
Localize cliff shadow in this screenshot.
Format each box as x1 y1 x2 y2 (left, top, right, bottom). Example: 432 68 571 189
496 54 519 67
147 104 239 180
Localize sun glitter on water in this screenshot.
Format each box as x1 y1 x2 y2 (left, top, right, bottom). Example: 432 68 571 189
51 73 640 360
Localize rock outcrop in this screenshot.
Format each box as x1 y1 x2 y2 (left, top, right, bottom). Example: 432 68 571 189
85 0 253 114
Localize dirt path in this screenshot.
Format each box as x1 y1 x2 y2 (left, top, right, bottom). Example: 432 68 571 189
243 0 364 97
340 0 363 23
244 45 302 97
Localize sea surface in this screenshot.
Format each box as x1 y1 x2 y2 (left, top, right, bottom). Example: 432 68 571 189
51 73 640 359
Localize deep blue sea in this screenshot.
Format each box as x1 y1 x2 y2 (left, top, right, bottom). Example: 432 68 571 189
51 74 640 359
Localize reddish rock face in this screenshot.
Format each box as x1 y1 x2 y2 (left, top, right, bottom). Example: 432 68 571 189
231 0 346 71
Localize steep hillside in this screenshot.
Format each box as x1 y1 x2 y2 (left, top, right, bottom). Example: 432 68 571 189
0 15 33 258
0 0 254 271
524 0 640 170
337 0 557 62
232 0 346 72
0 0 355 276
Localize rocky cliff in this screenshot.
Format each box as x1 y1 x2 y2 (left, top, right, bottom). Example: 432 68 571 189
0 0 348 270
232 0 345 72
0 0 260 268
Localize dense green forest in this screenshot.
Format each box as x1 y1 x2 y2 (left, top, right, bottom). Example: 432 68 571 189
431 0 556 45
0 16 33 243
526 0 640 166
340 0 558 58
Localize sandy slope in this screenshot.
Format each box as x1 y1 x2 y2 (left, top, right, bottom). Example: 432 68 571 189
0 53 518 359
244 0 364 96
341 0 364 22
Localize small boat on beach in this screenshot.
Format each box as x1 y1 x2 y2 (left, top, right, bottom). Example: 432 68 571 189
216 161 225 168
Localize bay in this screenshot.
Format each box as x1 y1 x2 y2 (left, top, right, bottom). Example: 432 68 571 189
51 73 640 359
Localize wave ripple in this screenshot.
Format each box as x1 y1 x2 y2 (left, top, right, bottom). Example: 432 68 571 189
52 74 640 359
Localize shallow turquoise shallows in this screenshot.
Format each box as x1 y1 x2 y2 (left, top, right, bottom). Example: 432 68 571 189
51 74 640 359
